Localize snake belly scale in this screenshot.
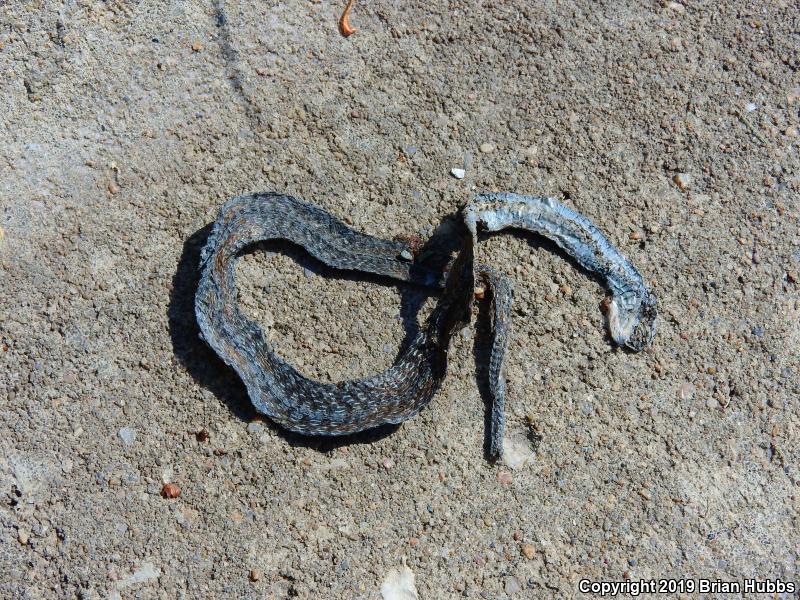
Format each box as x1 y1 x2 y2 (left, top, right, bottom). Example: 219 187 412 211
195 192 657 459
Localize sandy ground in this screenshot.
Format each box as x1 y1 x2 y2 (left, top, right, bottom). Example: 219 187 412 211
1 0 799 598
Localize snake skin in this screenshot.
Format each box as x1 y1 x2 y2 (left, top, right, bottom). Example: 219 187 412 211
195 192 657 458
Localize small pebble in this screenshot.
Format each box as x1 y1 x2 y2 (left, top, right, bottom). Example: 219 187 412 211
479 142 495 154
18 531 29 545
521 543 536 559
504 576 522 594
196 428 210 442
451 168 465 179
118 427 136 445
629 231 643 241
497 472 513 485
512 531 522 541
381 457 394 469
399 250 413 261
191 40 203 52
706 398 719 410
161 483 181 499
107 182 119 194
474 286 485 299
678 382 695 400
745 102 757 112
249 569 261 582
785 127 798 138
502 435 535 470
672 172 691 190
381 565 418 599
247 421 263 435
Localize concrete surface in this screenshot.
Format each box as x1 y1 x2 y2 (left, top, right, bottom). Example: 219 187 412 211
1 0 798 597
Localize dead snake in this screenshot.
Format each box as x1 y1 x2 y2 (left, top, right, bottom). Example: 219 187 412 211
195 192 657 459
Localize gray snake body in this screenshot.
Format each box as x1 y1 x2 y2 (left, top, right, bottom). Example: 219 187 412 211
195 192 656 459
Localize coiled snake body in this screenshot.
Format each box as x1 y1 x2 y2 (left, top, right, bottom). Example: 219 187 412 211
195 192 656 459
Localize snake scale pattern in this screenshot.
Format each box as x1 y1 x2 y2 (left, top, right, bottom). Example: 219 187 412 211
195 192 657 459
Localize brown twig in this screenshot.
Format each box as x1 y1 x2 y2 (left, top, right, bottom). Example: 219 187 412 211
339 0 357 37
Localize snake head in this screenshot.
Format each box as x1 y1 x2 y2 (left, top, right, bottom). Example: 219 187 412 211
608 291 657 352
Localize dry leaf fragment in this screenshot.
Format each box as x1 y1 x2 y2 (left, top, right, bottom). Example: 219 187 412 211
339 0 357 37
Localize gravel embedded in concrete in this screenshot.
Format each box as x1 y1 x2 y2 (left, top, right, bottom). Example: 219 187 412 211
1 0 797 597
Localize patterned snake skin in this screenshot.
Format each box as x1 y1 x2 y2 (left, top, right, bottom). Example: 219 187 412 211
195 192 657 459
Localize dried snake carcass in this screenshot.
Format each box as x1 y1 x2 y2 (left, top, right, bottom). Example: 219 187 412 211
195 192 656 459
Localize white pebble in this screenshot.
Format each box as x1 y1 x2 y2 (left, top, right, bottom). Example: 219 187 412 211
505 576 523 594
745 102 757 112
118 427 136 445
399 250 413 261
381 565 418 600
673 172 692 190
503 434 536 470
118 562 160 589
479 142 495 154
678 382 696 400
451 168 465 179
